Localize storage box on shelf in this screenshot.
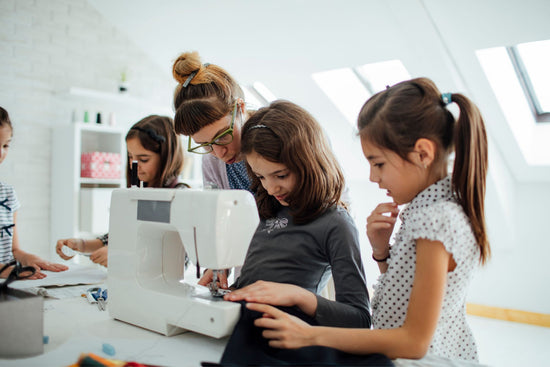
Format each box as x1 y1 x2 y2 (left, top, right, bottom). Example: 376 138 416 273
50 123 125 259
80 152 122 179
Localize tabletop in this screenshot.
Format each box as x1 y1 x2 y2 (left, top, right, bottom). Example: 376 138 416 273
0 294 227 367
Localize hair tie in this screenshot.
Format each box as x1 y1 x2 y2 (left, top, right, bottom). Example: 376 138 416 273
131 127 166 143
182 70 198 88
441 93 452 105
182 63 210 88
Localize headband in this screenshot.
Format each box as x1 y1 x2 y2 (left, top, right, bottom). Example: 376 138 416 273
182 63 211 88
249 124 268 130
131 126 166 143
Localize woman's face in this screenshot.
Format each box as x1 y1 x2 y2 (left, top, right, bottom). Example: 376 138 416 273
246 151 296 206
190 102 244 164
126 137 161 185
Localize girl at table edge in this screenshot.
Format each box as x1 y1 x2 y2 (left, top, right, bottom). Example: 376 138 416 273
246 77 490 362
0 106 68 279
55 115 187 267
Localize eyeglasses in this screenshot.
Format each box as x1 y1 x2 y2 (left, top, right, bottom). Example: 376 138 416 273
188 101 238 154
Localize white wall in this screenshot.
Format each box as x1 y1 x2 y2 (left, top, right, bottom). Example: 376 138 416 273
0 0 174 260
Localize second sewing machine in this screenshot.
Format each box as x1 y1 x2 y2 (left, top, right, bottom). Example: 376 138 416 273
107 188 259 338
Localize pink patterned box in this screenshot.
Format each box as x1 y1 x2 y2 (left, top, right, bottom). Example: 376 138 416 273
80 152 122 179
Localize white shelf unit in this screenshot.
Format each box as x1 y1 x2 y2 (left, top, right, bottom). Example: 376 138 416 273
50 123 126 258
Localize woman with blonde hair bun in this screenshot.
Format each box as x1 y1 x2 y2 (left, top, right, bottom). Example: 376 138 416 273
172 51 251 193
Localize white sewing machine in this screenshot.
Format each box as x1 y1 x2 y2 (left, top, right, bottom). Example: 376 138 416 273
107 188 259 338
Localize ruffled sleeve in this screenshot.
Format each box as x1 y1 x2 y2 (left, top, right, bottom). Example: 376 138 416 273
406 200 473 263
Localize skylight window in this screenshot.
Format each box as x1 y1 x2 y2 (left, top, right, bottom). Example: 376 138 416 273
312 68 371 126
252 81 277 103
242 82 277 110
241 85 265 110
512 39 550 118
477 43 550 166
355 60 411 93
312 60 410 126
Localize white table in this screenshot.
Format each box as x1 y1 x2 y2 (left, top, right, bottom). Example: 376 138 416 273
0 283 486 367
0 295 227 367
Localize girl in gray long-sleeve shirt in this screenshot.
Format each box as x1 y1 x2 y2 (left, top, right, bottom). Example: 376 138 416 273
234 205 370 327
223 100 371 329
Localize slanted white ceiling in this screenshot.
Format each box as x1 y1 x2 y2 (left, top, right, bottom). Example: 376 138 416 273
88 0 405 81
88 0 550 182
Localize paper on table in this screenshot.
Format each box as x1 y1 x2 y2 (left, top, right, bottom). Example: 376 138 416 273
8 264 107 289
23 284 99 299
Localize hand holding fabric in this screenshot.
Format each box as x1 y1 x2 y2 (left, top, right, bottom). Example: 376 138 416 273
246 302 315 349
198 268 229 289
89 246 108 267
55 238 82 260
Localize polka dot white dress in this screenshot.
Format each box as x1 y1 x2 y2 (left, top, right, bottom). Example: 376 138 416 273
371 176 480 361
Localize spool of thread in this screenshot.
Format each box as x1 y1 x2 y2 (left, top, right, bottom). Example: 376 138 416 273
108 112 116 126
96 112 102 124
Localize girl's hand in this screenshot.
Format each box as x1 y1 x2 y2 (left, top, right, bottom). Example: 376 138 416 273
55 238 82 260
224 280 305 307
198 269 229 289
367 202 399 258
30 258 68 272
246 302 315 349
89 247 108 267
17 252 68 278
0 264 46 280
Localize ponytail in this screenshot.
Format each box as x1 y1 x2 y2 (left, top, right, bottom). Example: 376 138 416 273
451 94 490 264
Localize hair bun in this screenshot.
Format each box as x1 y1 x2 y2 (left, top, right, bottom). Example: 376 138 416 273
172 51 202 85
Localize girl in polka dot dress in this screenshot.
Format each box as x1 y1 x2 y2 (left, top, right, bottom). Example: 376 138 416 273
246 77 490 363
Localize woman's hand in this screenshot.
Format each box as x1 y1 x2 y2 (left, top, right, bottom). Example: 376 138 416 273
246 302 315 349
198 269 229 289
55 238 82 260
366 202 399 258
89 247 108 267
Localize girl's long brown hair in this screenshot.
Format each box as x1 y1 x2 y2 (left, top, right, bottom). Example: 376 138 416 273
241 100 345 224
125 115 184 188
358 78 490 264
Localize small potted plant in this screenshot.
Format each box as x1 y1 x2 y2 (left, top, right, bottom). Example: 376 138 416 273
119 70 128 93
